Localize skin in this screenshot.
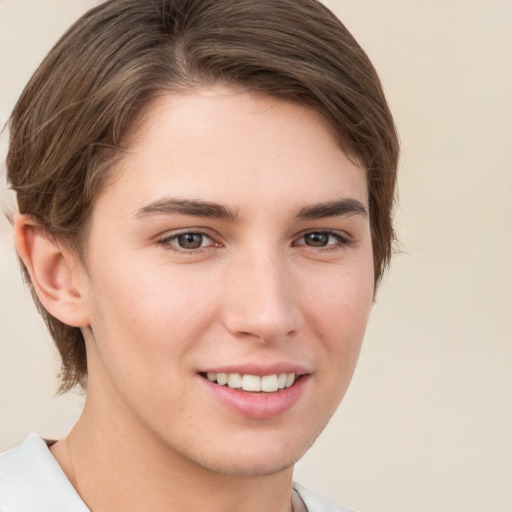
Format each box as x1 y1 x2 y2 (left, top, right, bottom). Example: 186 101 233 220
19 87 374 512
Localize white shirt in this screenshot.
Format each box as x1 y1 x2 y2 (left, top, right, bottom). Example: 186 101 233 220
0 434 354 512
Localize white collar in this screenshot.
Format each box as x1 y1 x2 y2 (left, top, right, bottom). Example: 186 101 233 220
0 433 89 511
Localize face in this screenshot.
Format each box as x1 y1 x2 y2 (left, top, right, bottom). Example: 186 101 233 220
78 87 374 477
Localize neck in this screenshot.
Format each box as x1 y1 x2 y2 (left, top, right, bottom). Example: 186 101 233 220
52 388 295 512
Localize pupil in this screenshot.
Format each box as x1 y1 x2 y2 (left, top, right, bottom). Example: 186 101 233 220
306 233 328 246
178 233 203 249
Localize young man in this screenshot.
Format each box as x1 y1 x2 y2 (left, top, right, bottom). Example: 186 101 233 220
0 1 399 510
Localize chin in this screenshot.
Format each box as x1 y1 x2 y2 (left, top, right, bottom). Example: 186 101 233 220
176 426 324 478
190 451 300 478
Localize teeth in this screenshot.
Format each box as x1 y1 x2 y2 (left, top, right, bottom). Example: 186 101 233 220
227 373 242 389
261 374 278 392
216 372 228 386
205 372 298 392
242 374 261 392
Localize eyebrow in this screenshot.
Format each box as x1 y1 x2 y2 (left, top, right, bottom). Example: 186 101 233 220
134 196 368 222
134 197 239 222
296 198 368 220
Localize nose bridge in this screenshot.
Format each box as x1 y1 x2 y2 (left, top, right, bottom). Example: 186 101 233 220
223 241 300 342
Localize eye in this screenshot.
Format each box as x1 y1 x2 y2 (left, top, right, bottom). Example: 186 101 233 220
158 230 218 252
174 233 208 249
294 231 350 249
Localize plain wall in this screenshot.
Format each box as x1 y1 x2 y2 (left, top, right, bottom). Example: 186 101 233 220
1 1 511 511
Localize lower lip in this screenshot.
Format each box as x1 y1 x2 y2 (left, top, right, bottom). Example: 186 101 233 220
199 375 308 420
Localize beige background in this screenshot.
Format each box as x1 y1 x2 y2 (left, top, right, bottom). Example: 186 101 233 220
1 1 511 511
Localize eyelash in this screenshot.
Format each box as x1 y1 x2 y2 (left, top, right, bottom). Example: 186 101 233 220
157 229 352 254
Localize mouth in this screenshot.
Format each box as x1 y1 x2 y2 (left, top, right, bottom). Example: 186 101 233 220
198 369 308 419
201 372 299 393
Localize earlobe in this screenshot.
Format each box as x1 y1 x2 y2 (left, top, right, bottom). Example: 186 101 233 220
15 214 90 328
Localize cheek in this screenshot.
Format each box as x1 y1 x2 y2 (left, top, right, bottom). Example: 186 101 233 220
86 257 218 366
295 264 373 427
306 264 374 335
84 265 216 418
300 260 374 382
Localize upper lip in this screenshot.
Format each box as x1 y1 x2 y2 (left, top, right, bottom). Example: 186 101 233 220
199 362 310 376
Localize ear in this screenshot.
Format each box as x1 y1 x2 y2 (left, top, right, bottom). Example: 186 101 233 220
15 214 90 328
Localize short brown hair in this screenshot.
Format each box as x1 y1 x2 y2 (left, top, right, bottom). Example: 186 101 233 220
7 0 399 392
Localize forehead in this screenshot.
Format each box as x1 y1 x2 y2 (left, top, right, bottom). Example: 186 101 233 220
96 86 368 216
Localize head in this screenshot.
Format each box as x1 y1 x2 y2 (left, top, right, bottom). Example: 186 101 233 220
8 0 398 418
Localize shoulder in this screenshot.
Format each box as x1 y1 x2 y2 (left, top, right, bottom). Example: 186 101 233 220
293 482 357 512
0 434 88 512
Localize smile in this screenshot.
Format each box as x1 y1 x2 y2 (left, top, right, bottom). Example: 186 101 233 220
199 370 308 419
205 372 297 392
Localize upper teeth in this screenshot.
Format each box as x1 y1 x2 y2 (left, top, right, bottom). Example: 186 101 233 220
206 372 296 392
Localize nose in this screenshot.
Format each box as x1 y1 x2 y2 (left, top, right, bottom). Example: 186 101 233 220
221 247 303 343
